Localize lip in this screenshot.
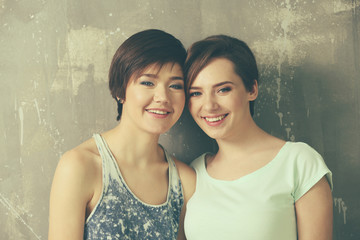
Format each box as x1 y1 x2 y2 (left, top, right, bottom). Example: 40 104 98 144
146 108 172 119
201 113 228 126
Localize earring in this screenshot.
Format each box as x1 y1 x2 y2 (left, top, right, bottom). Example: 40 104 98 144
116 98 124 104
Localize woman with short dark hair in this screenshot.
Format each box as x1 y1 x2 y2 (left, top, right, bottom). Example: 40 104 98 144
49 29 195 240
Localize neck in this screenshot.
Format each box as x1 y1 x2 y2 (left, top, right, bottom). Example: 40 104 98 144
103 120 163 166
214 118 270 161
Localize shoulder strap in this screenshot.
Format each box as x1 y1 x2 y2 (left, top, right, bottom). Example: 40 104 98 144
163 148 183 196
92 134 112 191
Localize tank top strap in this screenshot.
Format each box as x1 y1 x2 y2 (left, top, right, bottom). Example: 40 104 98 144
92 133 118 191
162 146 183 196
93 134 108 160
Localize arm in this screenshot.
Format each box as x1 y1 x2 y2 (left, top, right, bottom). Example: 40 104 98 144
295 176 333 240
48 150 94 240
174 159 196 240
177 203 187 240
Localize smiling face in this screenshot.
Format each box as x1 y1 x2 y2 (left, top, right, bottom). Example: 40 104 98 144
188 58 257 140
121 62 185 135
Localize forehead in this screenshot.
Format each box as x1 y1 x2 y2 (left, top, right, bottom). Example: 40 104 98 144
192 58 238 85
133 62 182 78
142 62 182 74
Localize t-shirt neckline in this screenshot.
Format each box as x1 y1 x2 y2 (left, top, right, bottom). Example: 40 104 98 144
201 141 290 184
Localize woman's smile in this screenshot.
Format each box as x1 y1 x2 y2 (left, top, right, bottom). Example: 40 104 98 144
146 108 172 118
201 113 229 126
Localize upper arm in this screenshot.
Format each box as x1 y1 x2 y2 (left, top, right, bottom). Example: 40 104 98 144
48 151 94 240
295 176 333 240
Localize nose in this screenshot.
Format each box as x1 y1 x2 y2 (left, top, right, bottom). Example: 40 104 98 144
153 86 170 103
202 93 219 112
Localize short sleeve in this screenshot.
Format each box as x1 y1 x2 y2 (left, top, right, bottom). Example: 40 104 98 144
292 143 333 202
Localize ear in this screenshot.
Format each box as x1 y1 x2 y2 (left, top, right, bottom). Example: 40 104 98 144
248 80 258 101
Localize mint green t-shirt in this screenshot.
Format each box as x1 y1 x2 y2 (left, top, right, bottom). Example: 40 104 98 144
184 142 333 240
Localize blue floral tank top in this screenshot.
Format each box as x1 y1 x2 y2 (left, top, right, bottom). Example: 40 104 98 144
84 134 184 239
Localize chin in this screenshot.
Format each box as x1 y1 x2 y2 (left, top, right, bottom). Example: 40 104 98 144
202 128 228 140
202 130 220 140
147 125 172 135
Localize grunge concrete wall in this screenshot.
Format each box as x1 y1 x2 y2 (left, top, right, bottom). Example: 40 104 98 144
0 0 359 239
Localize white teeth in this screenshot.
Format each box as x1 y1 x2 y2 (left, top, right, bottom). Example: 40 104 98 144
147 110 168 115
204 115 226 122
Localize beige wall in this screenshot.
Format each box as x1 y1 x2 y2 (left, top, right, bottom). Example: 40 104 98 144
1 0 359 239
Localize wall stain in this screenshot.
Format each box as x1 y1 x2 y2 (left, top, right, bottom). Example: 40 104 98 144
0 193 42 239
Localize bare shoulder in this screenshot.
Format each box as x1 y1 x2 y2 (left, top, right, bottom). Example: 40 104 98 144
49 137 102 239
52 137 102 200
173 158 196 202
173 158 196 182
58 138 101 177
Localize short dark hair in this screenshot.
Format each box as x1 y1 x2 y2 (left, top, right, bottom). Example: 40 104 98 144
184 35 258 116
109 29 186 120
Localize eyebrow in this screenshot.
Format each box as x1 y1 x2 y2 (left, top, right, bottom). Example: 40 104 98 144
190 81 234 90
170 76 185 81
140 74 184 81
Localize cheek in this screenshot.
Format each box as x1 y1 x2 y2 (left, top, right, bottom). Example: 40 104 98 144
188 100 197 116
228 95 248 111
128 90 151 104
172 93 185 108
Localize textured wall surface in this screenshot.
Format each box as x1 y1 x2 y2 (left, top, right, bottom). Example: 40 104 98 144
0 0 359 239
